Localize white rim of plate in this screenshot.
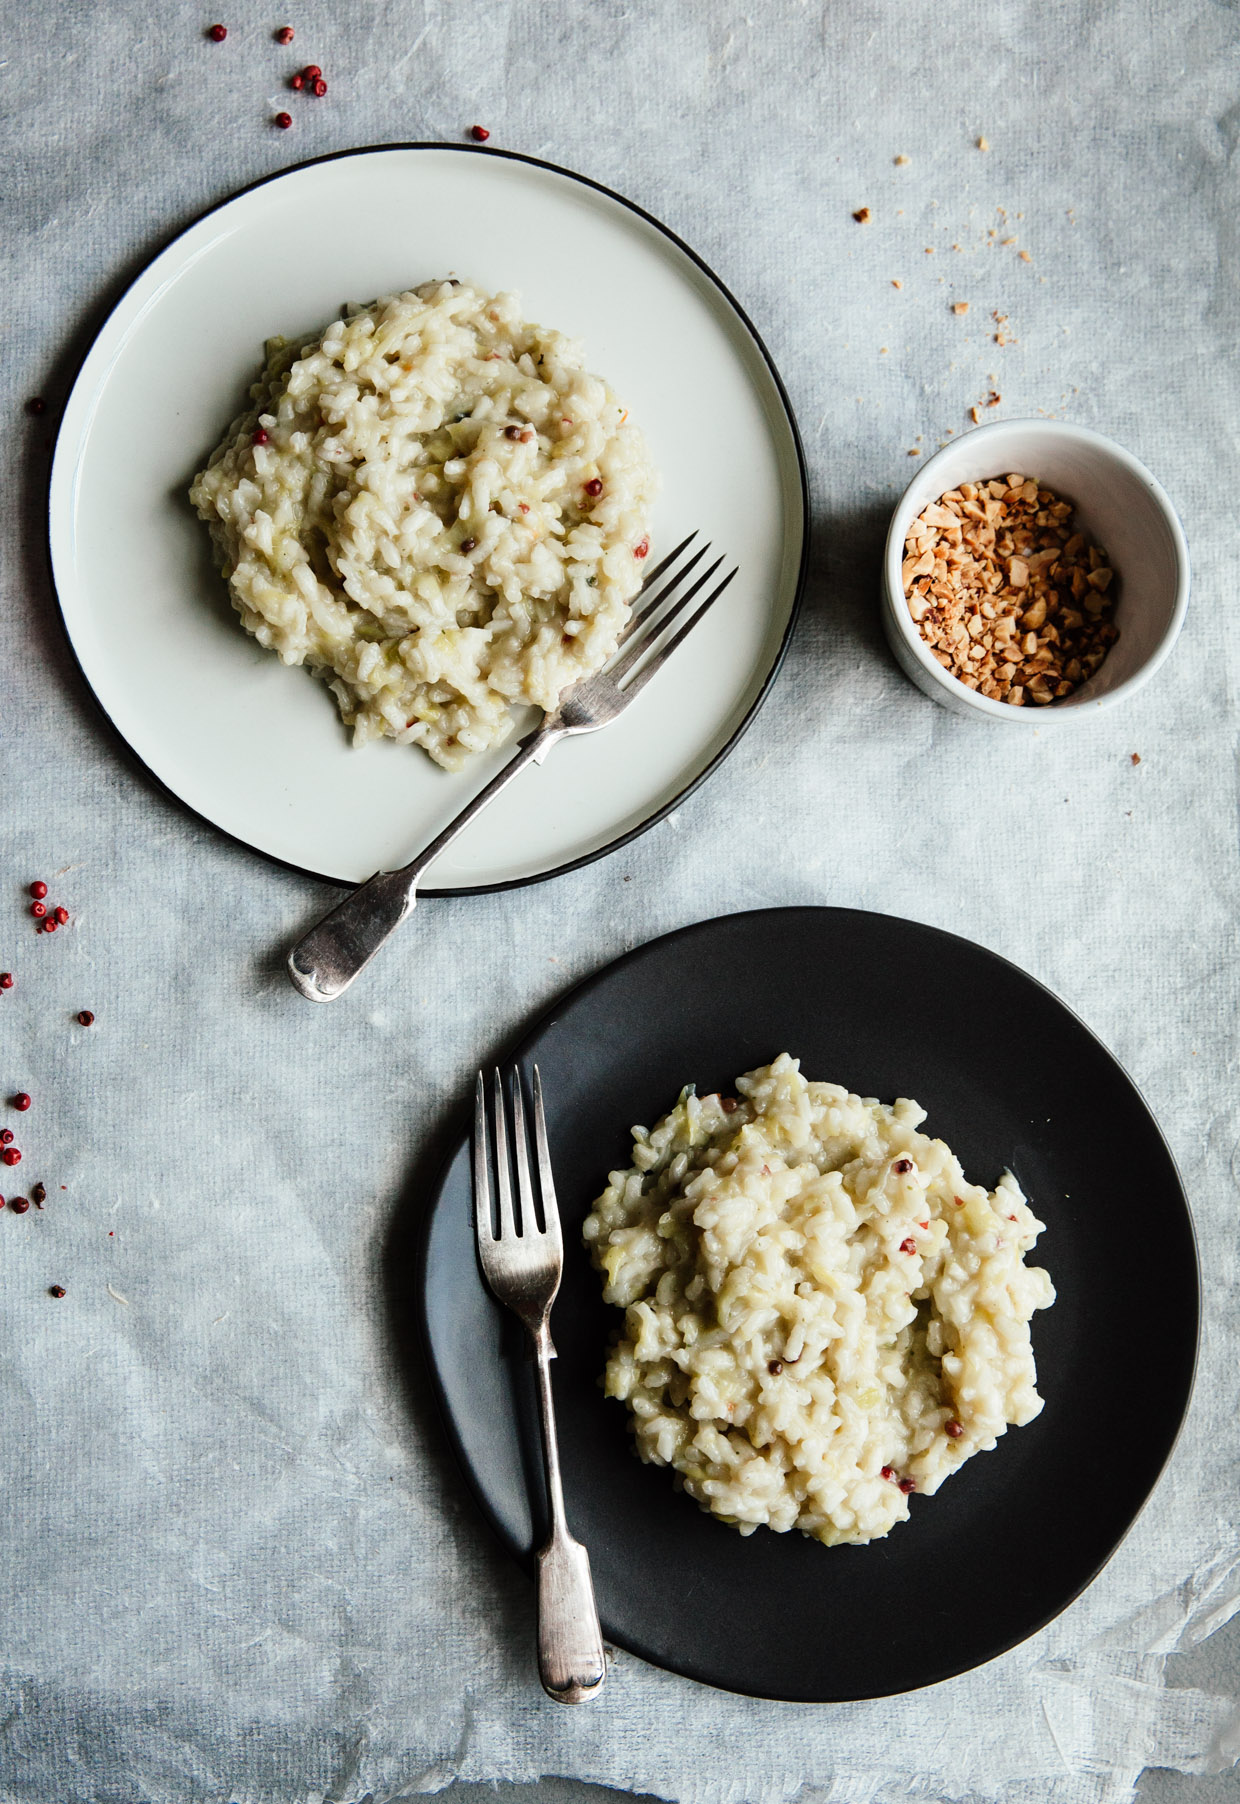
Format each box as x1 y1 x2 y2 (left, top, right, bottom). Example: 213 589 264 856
46 142 810 894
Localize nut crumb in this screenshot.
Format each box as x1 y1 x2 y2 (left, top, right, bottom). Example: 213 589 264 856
894 153 910 166
970 405 981 424
907 447 921 456
977 135 990 151
924 246 934 254
892 278 903 288
1019 249 1032 263
853 207 871 224
902 477 1118 707
1130 752 1141 765
952 301 969 315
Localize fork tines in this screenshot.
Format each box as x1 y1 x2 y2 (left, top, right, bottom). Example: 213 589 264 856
606 532 738 698
473 1065 563 1257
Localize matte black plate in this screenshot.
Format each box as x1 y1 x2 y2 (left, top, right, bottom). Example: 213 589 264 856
417 907 1199 1701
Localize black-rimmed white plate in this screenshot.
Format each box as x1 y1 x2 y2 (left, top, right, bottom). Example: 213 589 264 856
418 907 1199 1701
48 145 807 891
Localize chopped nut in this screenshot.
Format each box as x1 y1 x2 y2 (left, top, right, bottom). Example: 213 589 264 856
977 135 990 151
952 301 969 315
1019 249 1032 263
853 207 871 223
902 475 1118 706
894 153 910 166
1130 752 1141 765
892 278 903 288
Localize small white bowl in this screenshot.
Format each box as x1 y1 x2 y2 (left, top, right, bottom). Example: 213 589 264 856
881 420 1190 722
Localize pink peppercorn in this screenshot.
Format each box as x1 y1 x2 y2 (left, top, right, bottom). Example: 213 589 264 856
893 1158 912 1174
10 1196 29 1214
275 24 294 42
42 918 57 934
302 62 320 77
898 1477 916 1494
881 1465 896 1482
275 111 292 128
77 1010 95 1027
289 71 304 88
2 1148 21 1167
30 902 45 919
470 125 490 141
49 1285 65 1298
208 23 227 41
29 882 47 900
634 536 649 559
898 1237 916 1254
53 907 68 926
584 478 603 497
253 427 269 444
945 1419 963 1438
13 1095 30 1113
0 1130 10 1145
0 974 12 990
311 76 326 96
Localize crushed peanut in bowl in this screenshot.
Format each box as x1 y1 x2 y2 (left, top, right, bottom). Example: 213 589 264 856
902 476 1117 706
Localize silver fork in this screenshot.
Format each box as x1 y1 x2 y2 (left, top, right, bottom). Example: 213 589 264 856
288 535 737 1000
474 1064 606 1705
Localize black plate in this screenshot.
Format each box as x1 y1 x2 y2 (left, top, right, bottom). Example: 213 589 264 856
417 907 1199 1701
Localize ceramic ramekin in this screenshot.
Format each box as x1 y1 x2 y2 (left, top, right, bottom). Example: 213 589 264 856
881 419 1190 722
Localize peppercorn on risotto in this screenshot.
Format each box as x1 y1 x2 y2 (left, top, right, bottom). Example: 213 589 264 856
582 1055 1055 1545
189 280 657 770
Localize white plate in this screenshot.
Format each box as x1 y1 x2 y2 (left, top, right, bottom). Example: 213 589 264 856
49 146 807 890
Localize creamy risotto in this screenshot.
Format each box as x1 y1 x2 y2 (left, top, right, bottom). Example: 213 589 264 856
190 280 657 770
583 1054 1054 1545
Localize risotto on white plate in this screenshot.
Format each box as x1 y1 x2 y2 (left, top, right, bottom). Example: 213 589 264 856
583 1054 1055 1546
190 280 658 771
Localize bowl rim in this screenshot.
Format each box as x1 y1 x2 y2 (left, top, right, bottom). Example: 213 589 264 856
881 418 1191 722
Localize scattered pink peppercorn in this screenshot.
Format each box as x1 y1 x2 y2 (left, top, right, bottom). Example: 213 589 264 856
77 1010 94 1026
53 907 69 926
898 1237 916 1254
30 902 45 919
0 1130 10 1145
253 427 269 444
945 1419 963 1438
583 478 603 497
893 1157 912 1174
208 23 227 41
275 24 294 43
302 62 320 77
518 502 529 513
952 1194 965 1207
31 1184 46 1208
768 1359 783 1375
13 1095 31 1113
470 124 490 142
2 1148 21 1167
721 1097 738 1113
29 881 47 900
311 75 327 96
26 397 47 416
504 424 524 440
42 918 57 934
49 1285 65 1298
289 71 304 88
634 536 650 558
275 111 293 129
459 537 477 554
898 1477 916 1494
0 973 12 990
10 1196 29 1214
881 1465 896 1482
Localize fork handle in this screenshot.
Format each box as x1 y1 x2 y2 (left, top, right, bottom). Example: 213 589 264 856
287 720 561 1001
532 1321 606 1703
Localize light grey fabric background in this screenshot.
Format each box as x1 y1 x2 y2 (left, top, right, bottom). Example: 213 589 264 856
2 1 1238 1801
